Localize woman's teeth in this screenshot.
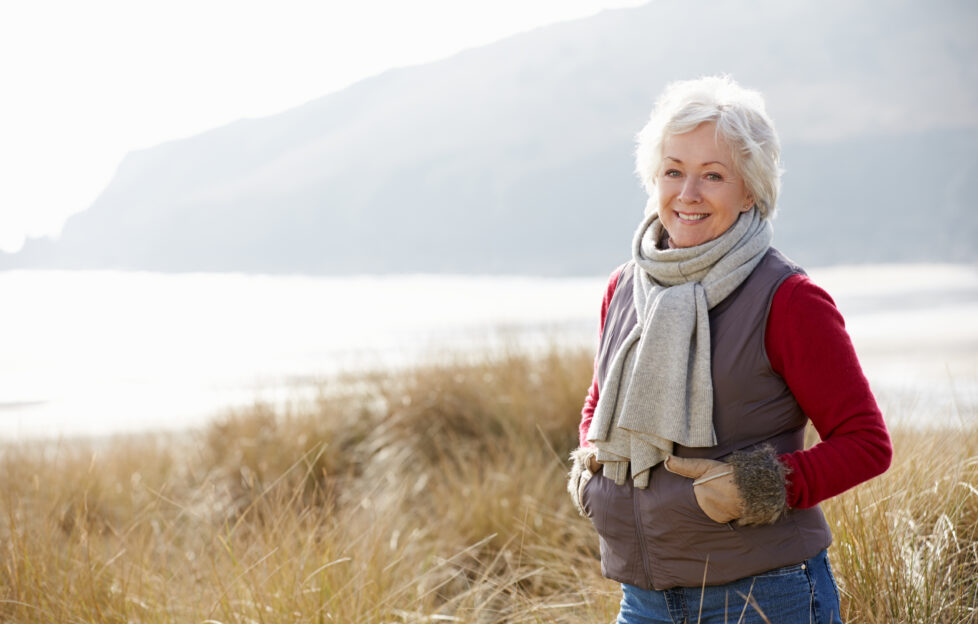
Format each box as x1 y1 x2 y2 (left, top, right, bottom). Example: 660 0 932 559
679 212 708 221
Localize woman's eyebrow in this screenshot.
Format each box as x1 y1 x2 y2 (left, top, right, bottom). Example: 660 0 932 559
664 156 731 168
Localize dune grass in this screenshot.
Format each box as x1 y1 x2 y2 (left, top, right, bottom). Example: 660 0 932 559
1 347 975 623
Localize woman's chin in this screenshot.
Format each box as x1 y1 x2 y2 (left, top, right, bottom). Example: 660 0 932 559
665 218 738 249
667 231 712 249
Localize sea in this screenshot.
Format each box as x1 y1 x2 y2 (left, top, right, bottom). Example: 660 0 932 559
1 264 976 440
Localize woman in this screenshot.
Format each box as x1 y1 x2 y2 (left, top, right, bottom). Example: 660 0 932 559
568 76 892 623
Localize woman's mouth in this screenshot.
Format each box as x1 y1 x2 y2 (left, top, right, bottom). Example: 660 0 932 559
676 211 709 222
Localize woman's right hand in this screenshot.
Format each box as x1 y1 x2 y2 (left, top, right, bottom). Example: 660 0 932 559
568 447 599 517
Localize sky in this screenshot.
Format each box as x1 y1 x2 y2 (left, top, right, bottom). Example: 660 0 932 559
0 0 647 254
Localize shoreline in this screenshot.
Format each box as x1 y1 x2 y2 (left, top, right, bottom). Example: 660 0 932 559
2 264 976 440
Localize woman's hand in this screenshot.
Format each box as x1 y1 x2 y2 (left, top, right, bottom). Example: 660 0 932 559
665 455 744 523
568 447 599 517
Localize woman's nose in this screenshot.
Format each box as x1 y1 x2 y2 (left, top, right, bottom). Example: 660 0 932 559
679 178 702 204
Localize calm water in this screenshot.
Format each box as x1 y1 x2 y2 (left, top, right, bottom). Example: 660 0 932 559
1 265 976 439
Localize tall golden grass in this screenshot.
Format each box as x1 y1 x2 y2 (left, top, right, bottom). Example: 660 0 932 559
1 347 975 623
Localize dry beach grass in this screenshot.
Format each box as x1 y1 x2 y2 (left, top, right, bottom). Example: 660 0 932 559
1 348 976 623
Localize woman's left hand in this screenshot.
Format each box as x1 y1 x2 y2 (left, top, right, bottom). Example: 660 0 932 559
665 455 744 523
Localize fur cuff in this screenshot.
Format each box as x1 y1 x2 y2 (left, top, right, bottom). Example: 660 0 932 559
567 447 597 517
729 445 790 525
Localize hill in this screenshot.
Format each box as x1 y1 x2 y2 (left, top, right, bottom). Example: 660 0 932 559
4 0 977 274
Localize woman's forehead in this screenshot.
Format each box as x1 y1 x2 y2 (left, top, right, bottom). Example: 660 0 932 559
662 123 735 167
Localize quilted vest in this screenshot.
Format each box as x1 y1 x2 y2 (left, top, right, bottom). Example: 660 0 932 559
580 248 833 590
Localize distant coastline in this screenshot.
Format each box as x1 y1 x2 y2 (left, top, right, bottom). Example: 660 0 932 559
1 263 975 439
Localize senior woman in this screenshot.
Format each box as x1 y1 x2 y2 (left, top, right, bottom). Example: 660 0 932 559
568 76 892 623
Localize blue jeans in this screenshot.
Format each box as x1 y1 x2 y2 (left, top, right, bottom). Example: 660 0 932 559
616 549 843 624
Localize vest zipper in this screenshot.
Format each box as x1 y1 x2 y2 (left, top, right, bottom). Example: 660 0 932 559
632 487 655 589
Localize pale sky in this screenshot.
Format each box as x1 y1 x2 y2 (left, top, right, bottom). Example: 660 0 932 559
0 0 647 254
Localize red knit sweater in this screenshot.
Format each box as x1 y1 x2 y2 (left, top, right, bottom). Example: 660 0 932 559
577 267 892 509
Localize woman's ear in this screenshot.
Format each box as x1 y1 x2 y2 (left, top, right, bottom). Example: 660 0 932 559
742 195 755 212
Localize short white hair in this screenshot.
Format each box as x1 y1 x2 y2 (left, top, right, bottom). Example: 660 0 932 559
635 75 782 219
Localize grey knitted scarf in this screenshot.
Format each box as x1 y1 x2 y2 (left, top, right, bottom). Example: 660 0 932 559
586 208 773 488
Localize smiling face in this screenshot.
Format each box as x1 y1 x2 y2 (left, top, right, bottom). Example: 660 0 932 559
656 122 753 248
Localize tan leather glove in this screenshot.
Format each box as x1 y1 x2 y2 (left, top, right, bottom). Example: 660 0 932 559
665 446 789 526
664 455 743 523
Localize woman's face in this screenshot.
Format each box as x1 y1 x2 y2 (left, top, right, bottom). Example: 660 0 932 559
656 122 753 248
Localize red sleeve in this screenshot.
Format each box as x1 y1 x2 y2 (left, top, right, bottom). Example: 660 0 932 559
766 273 893 509
578 265 624 448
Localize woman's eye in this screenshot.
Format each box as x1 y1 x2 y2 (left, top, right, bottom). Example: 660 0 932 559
663 169 681 178
705 172 723 182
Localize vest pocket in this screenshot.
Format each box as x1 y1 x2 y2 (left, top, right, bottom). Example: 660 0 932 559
583 474 635 546
640 472 750 565
585 474 646 584
684 477 727 525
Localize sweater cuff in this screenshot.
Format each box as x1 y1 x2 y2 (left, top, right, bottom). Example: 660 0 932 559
730 445 790 525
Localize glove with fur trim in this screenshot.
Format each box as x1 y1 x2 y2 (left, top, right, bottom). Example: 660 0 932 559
567 447 598 517
664 444 789 525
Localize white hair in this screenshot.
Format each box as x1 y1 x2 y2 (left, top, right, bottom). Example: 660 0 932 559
635 76 783 219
